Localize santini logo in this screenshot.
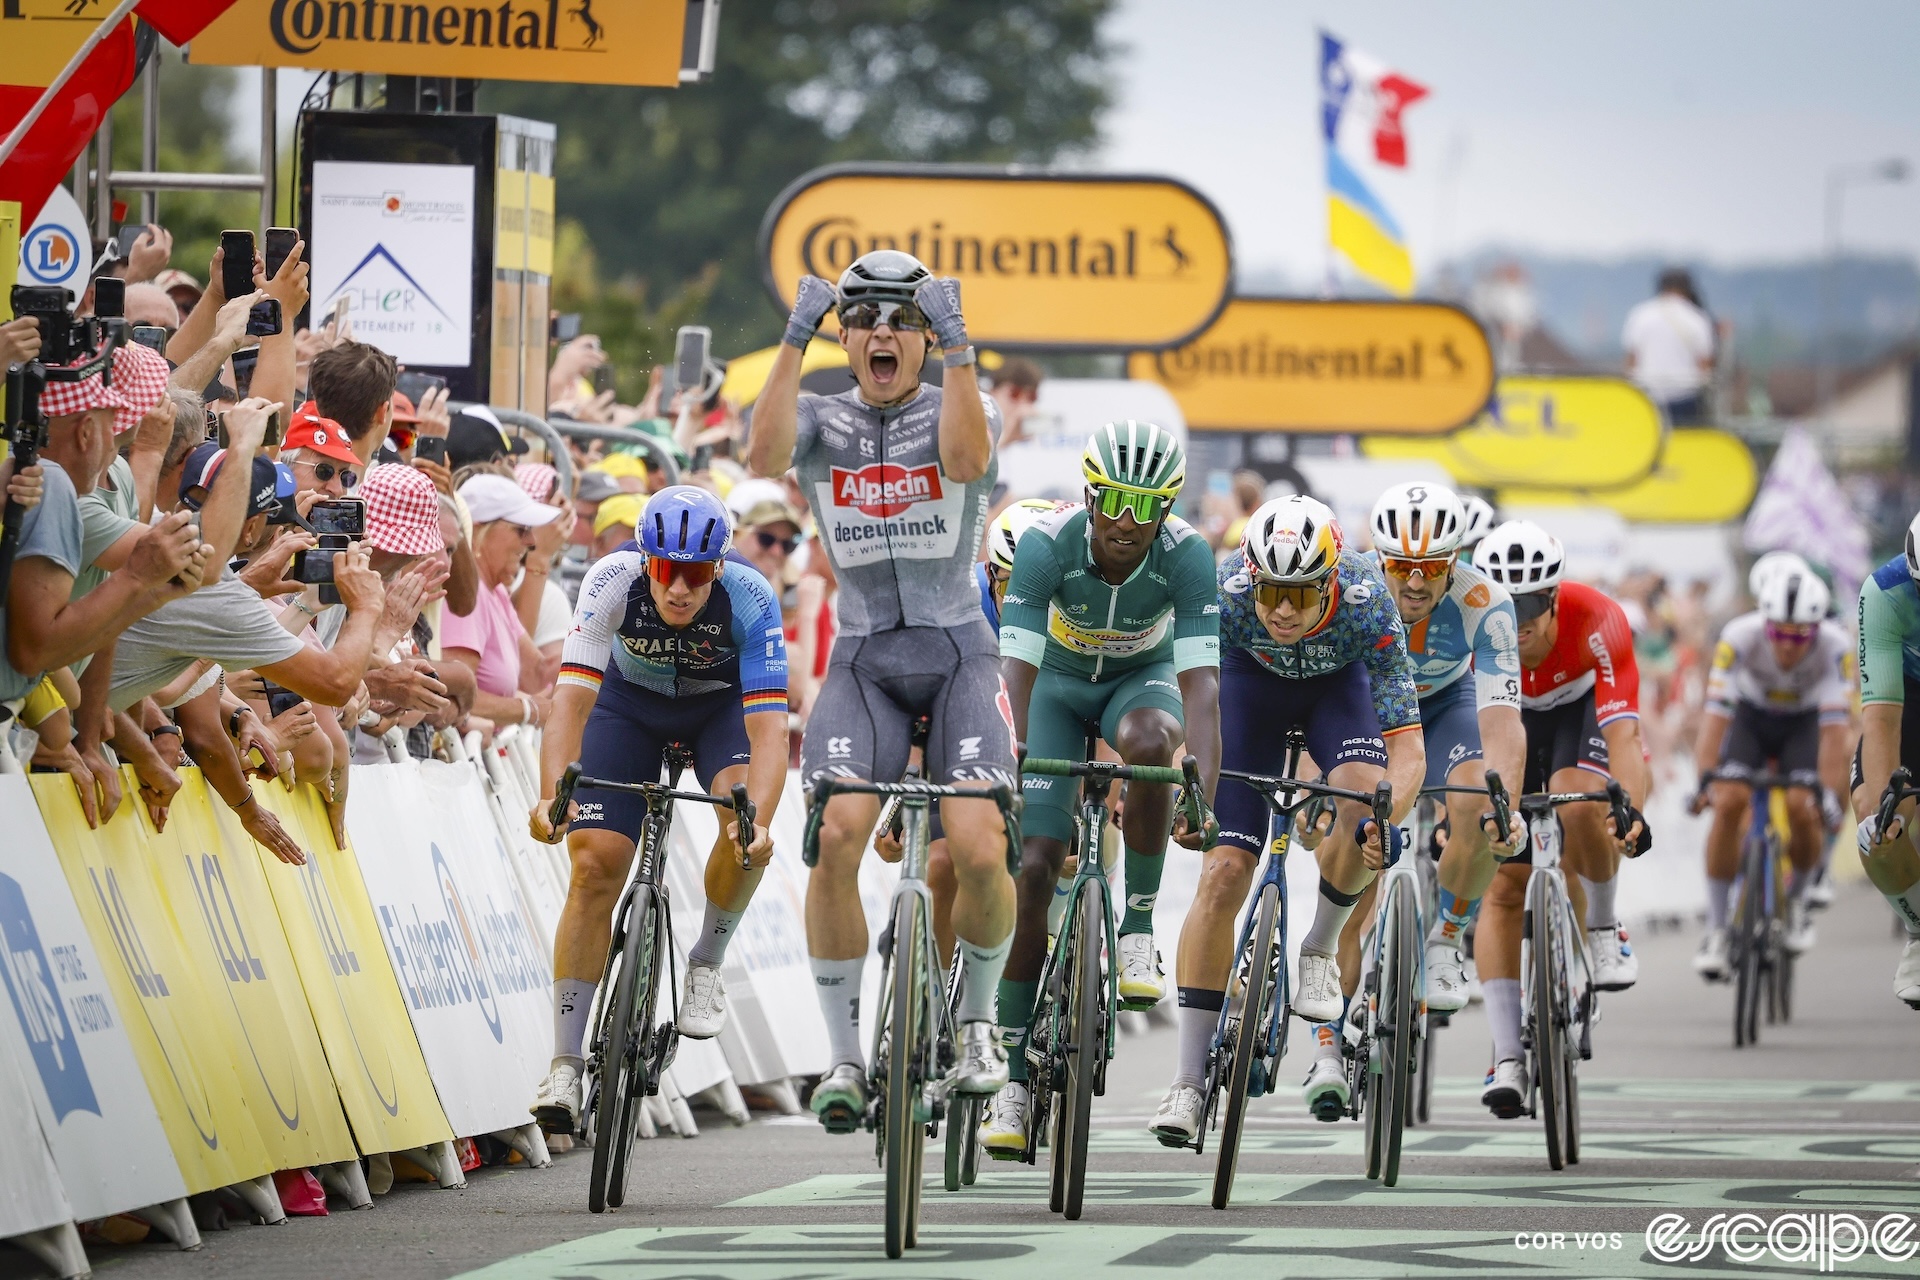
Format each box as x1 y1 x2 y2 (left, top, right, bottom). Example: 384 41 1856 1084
269 0 604 54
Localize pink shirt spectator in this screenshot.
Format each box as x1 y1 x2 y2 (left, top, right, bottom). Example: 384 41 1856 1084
440 581 523 696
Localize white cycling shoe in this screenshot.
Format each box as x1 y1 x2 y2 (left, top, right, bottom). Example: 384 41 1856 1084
1151 1083 1204 1146
1302 1055 1349 1122
1805 864 1835 911
1784 902 1816 955
811 1062 868 1134
1424 940 1469 1013
979 1081 1030 1156
1693 929 1729 981
1896 937 1920 1010
955 1020 1009 1095
1294 951 1344 1023
1482 1058 1528 1119
676 962 728 1039
530 1059 584 1135
1117 932 1165 1008
1588 924 1638 991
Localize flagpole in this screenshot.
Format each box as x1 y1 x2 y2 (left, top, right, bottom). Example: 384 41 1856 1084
0 0 142 169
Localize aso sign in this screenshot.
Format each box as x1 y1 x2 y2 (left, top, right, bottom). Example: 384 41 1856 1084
760 164 1233 351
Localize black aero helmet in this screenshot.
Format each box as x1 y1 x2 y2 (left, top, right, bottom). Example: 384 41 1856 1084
837 249 930 307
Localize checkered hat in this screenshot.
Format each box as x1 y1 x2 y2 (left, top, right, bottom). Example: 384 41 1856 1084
515 462 558 504
38 342 170 435
360 463 445 556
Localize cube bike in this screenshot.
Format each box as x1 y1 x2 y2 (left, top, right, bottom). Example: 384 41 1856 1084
1701 768 1802 1045
1514 781 1631 1171
1158 727 1391 1211
547 753 755 1215
1014 749 1205 1220
801 754 1021 1260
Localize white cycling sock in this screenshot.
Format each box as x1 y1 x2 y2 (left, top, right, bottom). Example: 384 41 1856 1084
1580 874 1618 929
1706 878 1733 931
687 900 744 969
1886 878 1920 939
955 931 1012 1024
1301 878 1362 956
1483 977 1523 1065
1173 989 1223 1090
810 956 866 1069
1313 1021 1341 1062
552 978 597 1065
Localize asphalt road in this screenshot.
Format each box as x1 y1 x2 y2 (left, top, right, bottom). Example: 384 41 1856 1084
18 881 1920 1280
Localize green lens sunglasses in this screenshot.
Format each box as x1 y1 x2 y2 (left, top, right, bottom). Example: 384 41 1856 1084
1091 486 1167 524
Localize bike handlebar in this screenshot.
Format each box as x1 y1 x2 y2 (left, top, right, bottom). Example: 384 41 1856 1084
1519 780 1638 853
1874 767 1920 843
802 776 1023 874
548 761 756 859
1019 753 1208 836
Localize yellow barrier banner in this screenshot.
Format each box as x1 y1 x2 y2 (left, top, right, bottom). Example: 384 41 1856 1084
150 784 357 1172
1498 428 1758 524
248 784 453 1155
1360 375 1665 491
31 774 274 1195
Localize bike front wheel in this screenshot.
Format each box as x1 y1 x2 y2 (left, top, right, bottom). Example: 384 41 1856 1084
1058 878 1107 1220
1213 881 1278 1210
1527 877 1569 1171
883 894 928 1259
589 884 659 1213
1376 874 1418 1186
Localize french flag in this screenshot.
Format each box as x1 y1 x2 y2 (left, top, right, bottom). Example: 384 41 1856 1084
1319 30 1430 169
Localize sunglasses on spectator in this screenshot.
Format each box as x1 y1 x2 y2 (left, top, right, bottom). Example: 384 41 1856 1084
837 300 931 332
755 529 799 555
1253 578 1329 614
1381 554 1454 580
1764 622 1818 646
1090 485 1167 525
293 458 359 489
646 557 719 588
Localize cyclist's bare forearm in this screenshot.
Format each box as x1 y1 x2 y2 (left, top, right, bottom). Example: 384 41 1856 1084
747 344 805 477
742 709 789 827
1003 657 1039 750
1693 709 1730 782
541 684 597 800
1818 720 1852 811
1384 729 1425 823
936 361 992 483
1601 718 1651 810
1854 702 1903 820
1177 666 1223 803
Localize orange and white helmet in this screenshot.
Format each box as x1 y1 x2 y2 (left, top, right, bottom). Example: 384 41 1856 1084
1242 494 1343 584
1370 481 1466 558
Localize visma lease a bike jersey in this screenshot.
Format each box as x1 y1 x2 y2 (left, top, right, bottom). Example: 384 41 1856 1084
1364 552 1521 709
998 506 1220 682
1217 546 1421 733
558 548 788 713
790 384 1000 636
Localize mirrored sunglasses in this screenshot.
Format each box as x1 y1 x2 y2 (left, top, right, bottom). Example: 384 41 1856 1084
1382 554 1454 580
1513 590 1556 624
1253 579 1328 613
1764 622 1817 646
837 300 931 332
1091 485 1167 524
646 557 719 588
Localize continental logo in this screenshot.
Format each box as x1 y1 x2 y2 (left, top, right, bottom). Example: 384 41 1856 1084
267 0 597 54
1151 333 1470 388
799 218 1190 282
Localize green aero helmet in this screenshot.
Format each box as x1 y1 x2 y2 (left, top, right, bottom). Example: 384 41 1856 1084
1081 419 1186 497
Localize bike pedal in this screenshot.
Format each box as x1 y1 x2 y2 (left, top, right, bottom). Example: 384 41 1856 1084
986 1146 1024 1163
1152 1130 1194 1151
1248 1061 1268 1098
1117 997 1160 1013
816 1103 862 1136
1310 1098 1344 1123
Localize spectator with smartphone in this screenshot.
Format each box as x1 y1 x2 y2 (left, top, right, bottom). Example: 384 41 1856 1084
441 475 560 732
152 269 202 324
307 341 398 469
122 284 181 335
281 411 363 500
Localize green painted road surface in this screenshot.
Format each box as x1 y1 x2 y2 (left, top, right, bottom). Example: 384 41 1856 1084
38 883 1920 1280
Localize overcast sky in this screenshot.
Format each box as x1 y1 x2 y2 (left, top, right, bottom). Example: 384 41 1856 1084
1095 0 1920 285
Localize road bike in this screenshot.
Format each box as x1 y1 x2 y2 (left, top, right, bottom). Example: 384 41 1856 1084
1515 781 1630 1171
1018 749 1204 1220
1702 768 1801 1046
1872 768 1920 1011
548 752 754 1215
1156 728 1390 1211
802 748 1021 1259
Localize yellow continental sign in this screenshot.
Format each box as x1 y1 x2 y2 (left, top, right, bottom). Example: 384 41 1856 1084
1 3 114 88
761 165 1232 351
1498 429 1758 524
190 0 686 87
1361 375 1664 491
1126 297 1493 434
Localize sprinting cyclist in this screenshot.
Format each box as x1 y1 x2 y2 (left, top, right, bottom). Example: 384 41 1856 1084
1689 566 1851 976
528 486 786 1134
750 249 1017 1129
1848 511 1920 1009
1473 521 1650 1117
980 423 1223 1156
1151 495 1425 1142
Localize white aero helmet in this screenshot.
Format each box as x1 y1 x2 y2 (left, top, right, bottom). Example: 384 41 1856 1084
1906 510 1920 581
987 498 1058 574
1476 520 1565 594
1460 496 1497 549
1242 494 1343 584
1370 481 1466 558
1748 549 1812 600
1758 568 1830 625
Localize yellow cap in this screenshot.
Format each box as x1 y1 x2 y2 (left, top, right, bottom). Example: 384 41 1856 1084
593 493 645 538
593 454 648 481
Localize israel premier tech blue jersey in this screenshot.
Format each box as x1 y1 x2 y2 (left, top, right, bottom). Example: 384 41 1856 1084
976 561 1000 631
559 547 788 714
1365 552 1523 712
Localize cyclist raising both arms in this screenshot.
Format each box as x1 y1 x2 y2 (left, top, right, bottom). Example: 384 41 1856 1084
980 423 1223 1156
1151 496 1425 1142
1689 565 1852 976
1475 521 1650 1117
750 250 1018 1129
1848 512 1920 1009
527 486 786 1134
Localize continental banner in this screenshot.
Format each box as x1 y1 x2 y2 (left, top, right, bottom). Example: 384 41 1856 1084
190 0 687 87
0 776 187 1222
760 165 1233 351
1498 428 1758 524
1361 375 1665 491
1127 297 1494 434
246 785 453 1156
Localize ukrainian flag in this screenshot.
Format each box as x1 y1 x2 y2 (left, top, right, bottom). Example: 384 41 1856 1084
1326 148 1414 297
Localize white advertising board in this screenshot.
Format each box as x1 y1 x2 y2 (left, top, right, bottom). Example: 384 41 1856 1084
16 185 91 293
310 160 474 367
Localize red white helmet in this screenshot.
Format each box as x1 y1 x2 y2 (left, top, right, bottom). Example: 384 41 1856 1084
1370 481 1466 558
1758 568 1829 624
1476 520 1565 594
1242 494 1343 584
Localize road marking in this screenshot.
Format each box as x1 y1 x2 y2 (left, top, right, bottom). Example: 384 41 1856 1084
1085 1128 1920 1161
728 1170 1920 1209
1133 1079 1920 1103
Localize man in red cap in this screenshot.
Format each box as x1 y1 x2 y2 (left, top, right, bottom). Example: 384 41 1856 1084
282 409 364 501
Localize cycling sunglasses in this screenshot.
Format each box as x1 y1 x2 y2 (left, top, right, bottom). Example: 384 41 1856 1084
1252 579 1329 614
1090 485 1167 525
1381 554 1454 580
755 529 799 555
837 300 931 332
1513 590 1556 624
646 557 719 588
1764 622 1818 646
293 458 359 489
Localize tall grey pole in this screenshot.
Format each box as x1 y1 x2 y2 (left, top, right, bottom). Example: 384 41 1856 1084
93 111 112 240
141 55 159 225
260 67 278 231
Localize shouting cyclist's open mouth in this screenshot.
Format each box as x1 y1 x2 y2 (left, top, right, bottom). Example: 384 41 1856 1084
866 348 900 386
